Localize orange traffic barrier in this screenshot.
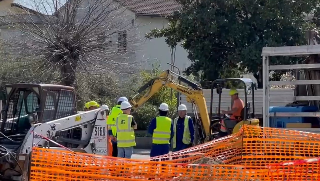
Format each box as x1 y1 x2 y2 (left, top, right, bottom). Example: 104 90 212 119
108 137 113 156
29 125 320 180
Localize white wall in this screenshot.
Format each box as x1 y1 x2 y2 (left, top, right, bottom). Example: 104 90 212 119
134 16 191 71
180 89 295 117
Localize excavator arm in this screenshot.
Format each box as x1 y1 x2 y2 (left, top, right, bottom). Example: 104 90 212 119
130 70 211 139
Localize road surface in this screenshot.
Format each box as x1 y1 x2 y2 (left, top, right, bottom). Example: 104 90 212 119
132 149 173 160
132 149 151 159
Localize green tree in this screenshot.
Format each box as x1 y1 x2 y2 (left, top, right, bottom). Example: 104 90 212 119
147 0 318 88
75 73 121 110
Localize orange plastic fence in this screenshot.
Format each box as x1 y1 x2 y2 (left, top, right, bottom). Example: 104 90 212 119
29 125 320 180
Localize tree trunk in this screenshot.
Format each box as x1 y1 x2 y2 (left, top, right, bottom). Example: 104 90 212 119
60 58 77 86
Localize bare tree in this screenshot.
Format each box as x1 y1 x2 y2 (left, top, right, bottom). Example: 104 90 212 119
1 0 140 86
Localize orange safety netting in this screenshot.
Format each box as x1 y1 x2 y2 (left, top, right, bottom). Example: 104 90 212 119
29 125 320 181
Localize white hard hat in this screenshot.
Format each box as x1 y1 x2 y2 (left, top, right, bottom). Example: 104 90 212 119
100 104 109 111
178 104 187 111
159 103 169 111
120 101 132 110
117 97 128 103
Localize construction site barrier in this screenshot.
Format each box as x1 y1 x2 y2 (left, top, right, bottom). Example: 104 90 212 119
29 125 320 180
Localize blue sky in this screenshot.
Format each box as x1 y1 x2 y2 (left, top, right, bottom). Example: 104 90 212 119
13 0 67 15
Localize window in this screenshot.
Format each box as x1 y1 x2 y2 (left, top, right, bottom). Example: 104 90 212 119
43 93 55 122
118 30 127 52
97 33 106 44
56 90 75 119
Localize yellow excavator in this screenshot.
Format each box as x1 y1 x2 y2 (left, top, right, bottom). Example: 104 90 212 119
129 70 210 144
129 69 260 144
208 78 260 137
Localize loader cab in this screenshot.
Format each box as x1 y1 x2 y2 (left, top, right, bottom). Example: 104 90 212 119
0 84 76 143
208 78 257 134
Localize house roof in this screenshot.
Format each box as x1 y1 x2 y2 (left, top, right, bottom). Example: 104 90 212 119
116 0 182 17
11 0 181 17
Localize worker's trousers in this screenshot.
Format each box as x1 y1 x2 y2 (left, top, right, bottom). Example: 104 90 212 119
112 142 118 157
221 118 237 132
173 143 191 152
150 144 170 158
118 146 133 159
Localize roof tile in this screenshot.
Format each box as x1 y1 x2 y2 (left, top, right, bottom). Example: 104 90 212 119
116 0 182 17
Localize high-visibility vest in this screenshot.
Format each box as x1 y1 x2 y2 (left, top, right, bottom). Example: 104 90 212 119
173 116 191 149
115 114 136 147
152 116 172 144
107 105 122 136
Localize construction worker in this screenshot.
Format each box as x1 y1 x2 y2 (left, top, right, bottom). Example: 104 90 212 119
148 103 174 157
84 102 89 111
85 101 113 156
84 101 100 110
172 104 194 152
85 101 100 110
107 97 128 157
115 101 137 158
105 109 113 156
220 89 244 136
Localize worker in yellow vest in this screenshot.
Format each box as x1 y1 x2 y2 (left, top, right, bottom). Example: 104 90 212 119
148 103 174 157
85 101 100 110
107 97 128 157
84 102 89 111
172 104 194 152
84 101 112 156
106 114 113 156
115 101 137 158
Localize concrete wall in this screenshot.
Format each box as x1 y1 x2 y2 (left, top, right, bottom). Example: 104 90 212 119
0 0 28 16
134 16 191 71
0 1 32 59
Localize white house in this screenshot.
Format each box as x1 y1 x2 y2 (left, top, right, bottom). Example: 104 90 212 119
0 0 191 74
115 0 191 72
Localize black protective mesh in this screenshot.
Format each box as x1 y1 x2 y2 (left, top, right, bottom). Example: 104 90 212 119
42 89 75 122
43 93 55 122
56 90 75 119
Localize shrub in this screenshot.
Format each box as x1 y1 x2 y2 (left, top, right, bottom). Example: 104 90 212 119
75 73 120 110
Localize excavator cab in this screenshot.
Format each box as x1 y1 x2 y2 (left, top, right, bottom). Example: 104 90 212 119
208 78 259 137
0 84 77 150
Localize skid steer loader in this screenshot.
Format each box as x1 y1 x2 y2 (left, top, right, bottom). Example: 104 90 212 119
0 84 109 180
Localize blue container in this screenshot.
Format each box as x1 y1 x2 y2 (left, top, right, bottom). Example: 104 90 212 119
269 106 318 128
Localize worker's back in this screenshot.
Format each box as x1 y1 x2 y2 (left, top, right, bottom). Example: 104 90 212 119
231 98 244 119
107 105 123 135
108 105 122 122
